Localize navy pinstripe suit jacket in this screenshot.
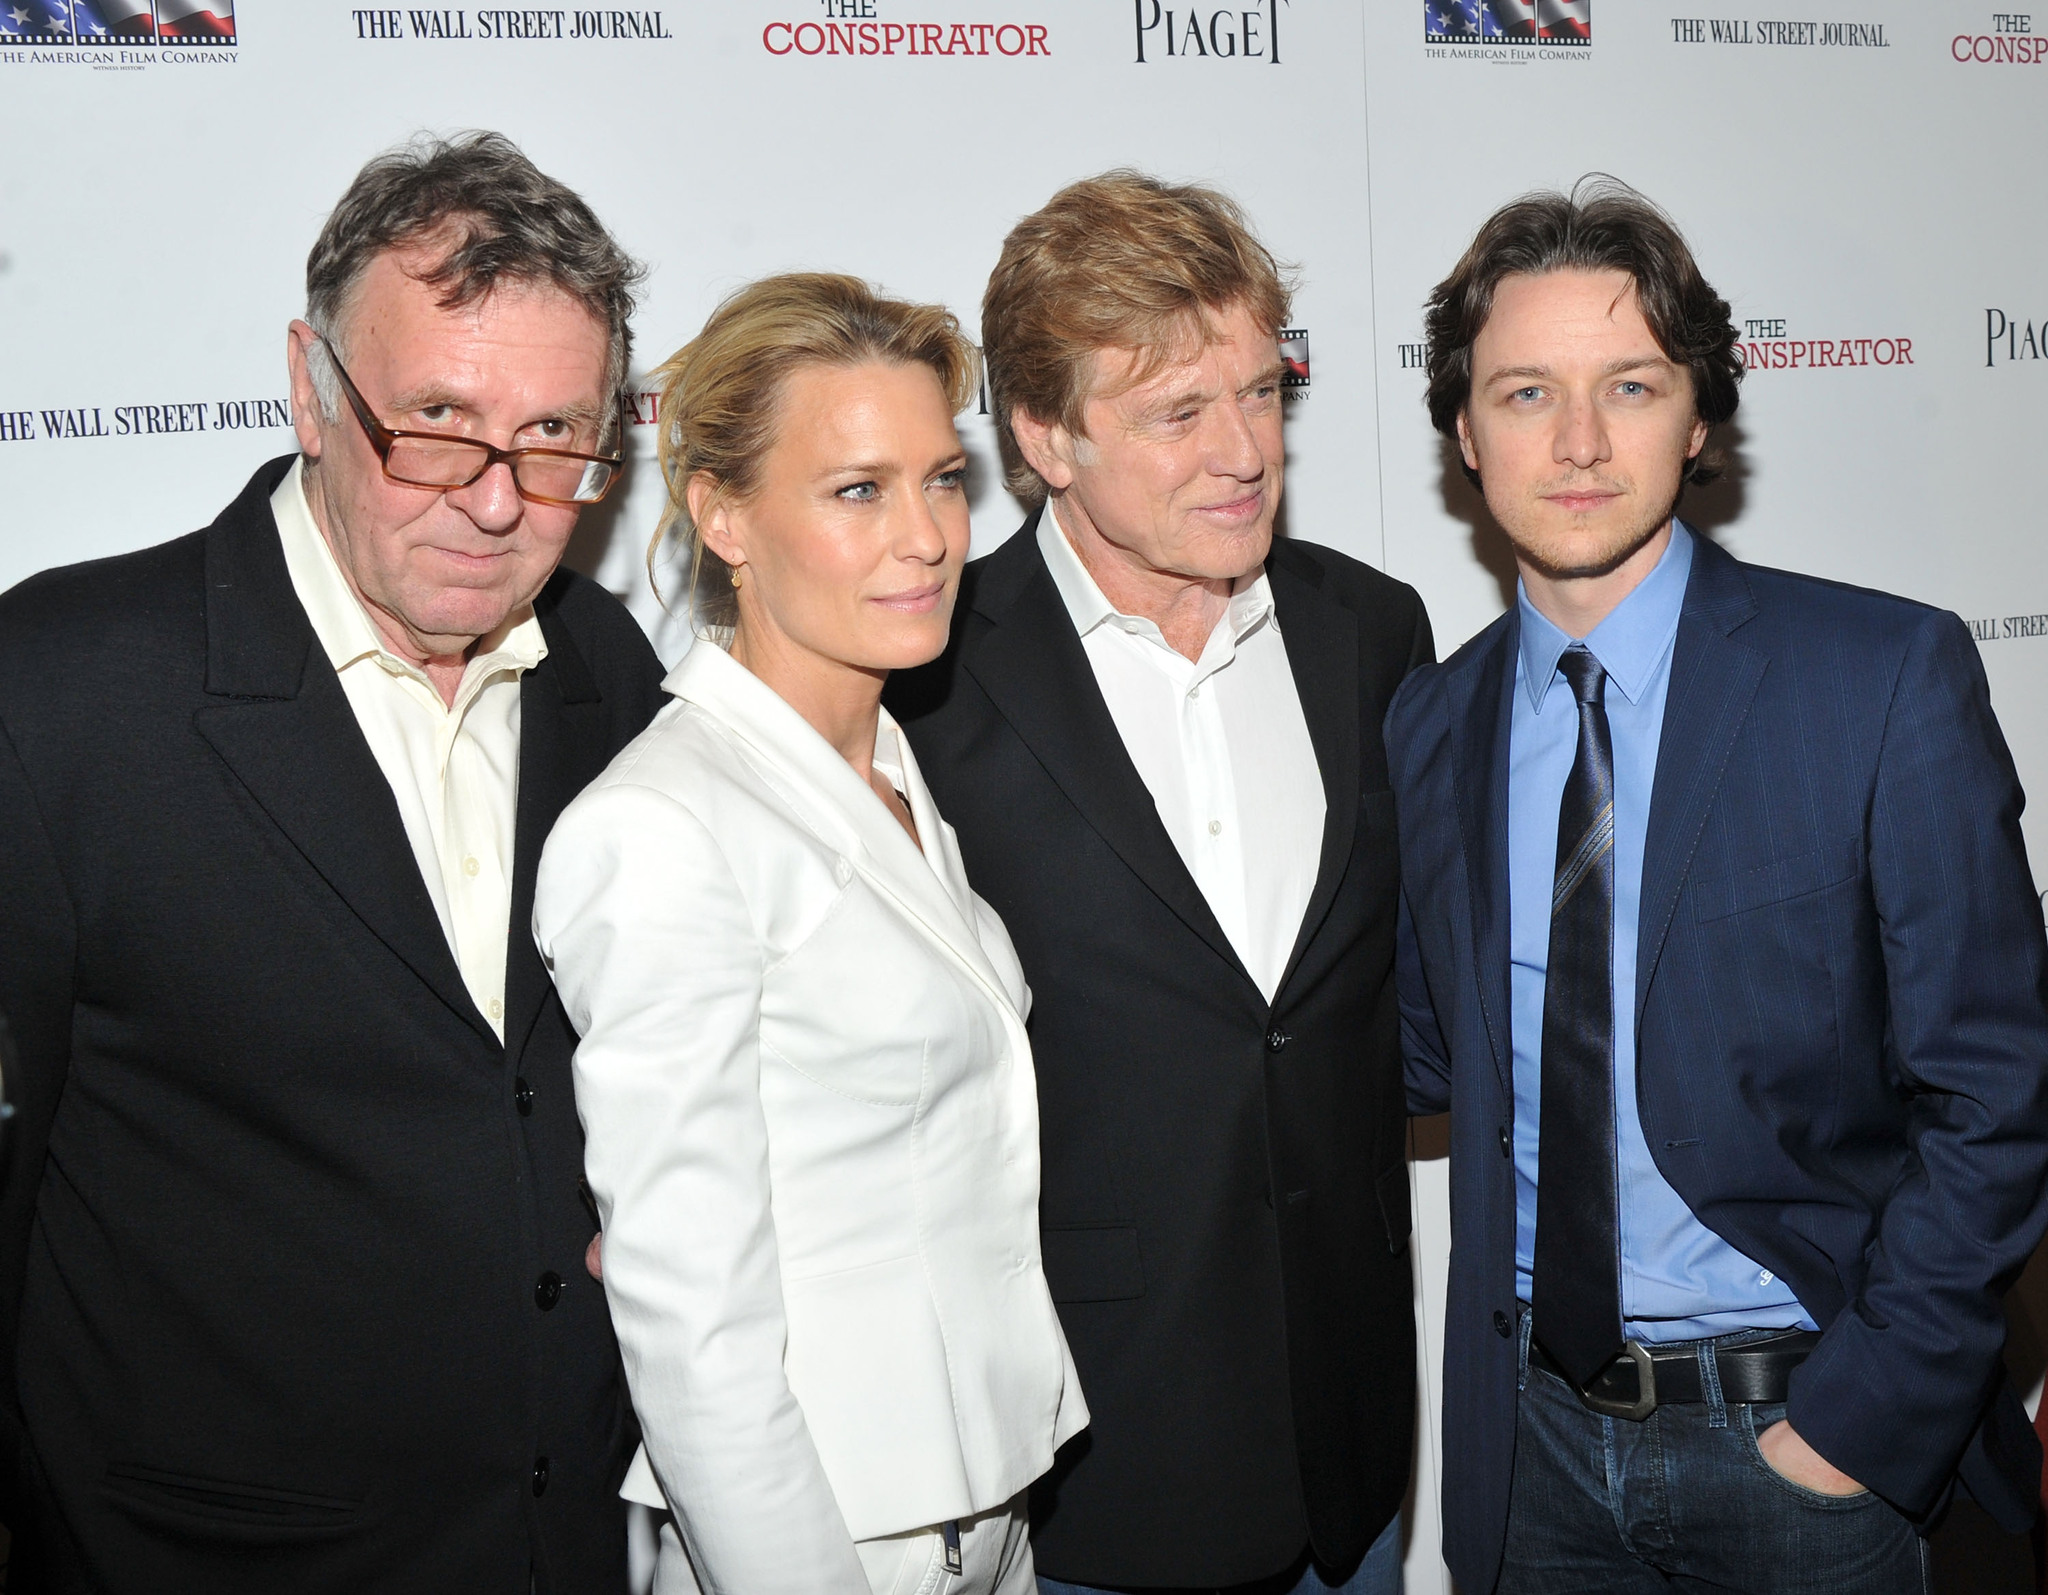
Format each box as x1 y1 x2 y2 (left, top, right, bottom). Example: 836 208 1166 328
1390 531 2048 1593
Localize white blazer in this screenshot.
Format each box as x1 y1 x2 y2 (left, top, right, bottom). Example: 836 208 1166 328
534 642 1087 1595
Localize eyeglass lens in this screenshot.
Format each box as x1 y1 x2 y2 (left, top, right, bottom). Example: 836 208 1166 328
384 435 615 504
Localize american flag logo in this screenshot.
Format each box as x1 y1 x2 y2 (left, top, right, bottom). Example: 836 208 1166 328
0 0 234 42
1279 330 1311 390
1425 0 1589 44
155 0 233 41
0 0 82 41
73 0 158 38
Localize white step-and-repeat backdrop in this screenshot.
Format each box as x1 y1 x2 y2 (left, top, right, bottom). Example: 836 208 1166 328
2 1 2043 1587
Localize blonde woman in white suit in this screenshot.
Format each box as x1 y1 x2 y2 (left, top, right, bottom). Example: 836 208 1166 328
533 274 1086 1595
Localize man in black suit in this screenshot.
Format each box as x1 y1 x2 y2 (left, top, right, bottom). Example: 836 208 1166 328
0 132 665 1592
889 172 1433 1594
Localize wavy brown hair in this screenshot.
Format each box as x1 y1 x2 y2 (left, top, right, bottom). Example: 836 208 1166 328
1424 176 1742 487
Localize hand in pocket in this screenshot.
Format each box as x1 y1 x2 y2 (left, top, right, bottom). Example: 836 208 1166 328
1757 1419 1867 1497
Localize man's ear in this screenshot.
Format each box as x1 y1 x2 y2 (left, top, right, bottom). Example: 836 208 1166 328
687 472 743 569
1011 407 1078 494
1687 414 1709 460
286 321 327 462
1455 408 1481 475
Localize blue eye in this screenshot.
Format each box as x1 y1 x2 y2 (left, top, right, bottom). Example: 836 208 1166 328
838 481 878 502
930 469 965 492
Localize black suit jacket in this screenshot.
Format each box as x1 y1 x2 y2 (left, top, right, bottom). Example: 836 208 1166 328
887 515 1434 1586
0 457 666 1593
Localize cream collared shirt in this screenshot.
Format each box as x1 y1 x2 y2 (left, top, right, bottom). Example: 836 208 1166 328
273 458 544 1038
1037 503 1324 1002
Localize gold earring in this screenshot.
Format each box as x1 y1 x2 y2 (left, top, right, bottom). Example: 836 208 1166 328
730 566 743 590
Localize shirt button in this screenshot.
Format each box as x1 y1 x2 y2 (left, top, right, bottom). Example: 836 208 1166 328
462 855 480 878
535 1271 562 1311
1265 1029 1290 1053
1208 819 1222 836
488 997 503 1022
1499 1126 1512 1158
514 1078 534 1116
531 1457 550 1496
1494 1310 1512 1338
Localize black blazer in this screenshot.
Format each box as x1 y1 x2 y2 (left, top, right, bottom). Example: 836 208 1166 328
0 458 666 1594
887 515 1434 1587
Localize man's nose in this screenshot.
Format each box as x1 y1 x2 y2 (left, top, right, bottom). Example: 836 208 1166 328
442 458 525 532
1554 393 1611 471
1205 398 1267 480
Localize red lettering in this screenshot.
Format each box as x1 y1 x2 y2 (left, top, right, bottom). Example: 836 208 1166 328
924 22 945 52
970 22 993 52
996 22 1023 53
825 22 853 52
882 20 903 51
1896 337 1913 365
1873 338 1895 364
764 19 791 52
1027 22 1049 52
1788 340 1807 368
794 21 823 52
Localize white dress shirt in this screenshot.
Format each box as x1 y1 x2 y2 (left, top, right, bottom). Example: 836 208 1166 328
273 459 543 1037
1037 505 1324 1001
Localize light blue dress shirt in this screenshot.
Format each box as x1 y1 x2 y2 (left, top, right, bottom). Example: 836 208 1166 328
1509 522 1817 1341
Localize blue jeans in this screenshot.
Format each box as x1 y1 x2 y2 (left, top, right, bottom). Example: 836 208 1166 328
1036 1510 1402 1595
1503 1314 1927 1594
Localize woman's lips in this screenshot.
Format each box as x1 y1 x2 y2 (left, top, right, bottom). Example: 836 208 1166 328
871 582 946 614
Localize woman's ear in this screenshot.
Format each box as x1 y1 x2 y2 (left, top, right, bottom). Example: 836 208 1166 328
687 472 744 568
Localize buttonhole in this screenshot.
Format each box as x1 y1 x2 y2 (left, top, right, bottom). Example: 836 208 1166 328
1664 1138 1704 1149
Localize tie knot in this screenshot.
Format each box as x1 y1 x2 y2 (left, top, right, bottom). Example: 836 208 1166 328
1557 645 1606 706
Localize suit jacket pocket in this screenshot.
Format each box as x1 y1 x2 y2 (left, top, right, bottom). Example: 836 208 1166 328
1041 1225 1145 1304
1691 839 1860 923
1375 1164 1412 1257
104 1462 363 1542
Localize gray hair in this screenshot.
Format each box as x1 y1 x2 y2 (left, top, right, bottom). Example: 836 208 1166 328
303 130 644 443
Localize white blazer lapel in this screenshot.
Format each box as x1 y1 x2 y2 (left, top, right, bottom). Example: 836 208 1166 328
664 645 1008 1000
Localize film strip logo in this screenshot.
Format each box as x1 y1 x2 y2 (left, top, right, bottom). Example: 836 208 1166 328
1 0 235 45
1279 329 1310 399
1425 0 1588 45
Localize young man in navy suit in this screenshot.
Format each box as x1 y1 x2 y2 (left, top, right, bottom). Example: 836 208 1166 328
1388 179 2048 1593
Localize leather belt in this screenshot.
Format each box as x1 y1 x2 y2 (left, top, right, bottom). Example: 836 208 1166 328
1531 1329 1821 1422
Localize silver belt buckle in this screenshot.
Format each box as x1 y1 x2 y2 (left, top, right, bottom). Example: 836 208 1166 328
1578 1340 1658 1421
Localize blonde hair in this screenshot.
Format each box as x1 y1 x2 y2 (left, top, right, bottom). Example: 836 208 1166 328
982 170 1294 506
649 272 979 630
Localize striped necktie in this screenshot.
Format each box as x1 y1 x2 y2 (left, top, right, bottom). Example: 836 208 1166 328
1532 644 1624 1389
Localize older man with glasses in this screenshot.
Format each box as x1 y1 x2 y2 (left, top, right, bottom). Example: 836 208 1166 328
0 132 665 1592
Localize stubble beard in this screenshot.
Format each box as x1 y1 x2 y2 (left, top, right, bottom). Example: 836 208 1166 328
1493 477 1680 585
